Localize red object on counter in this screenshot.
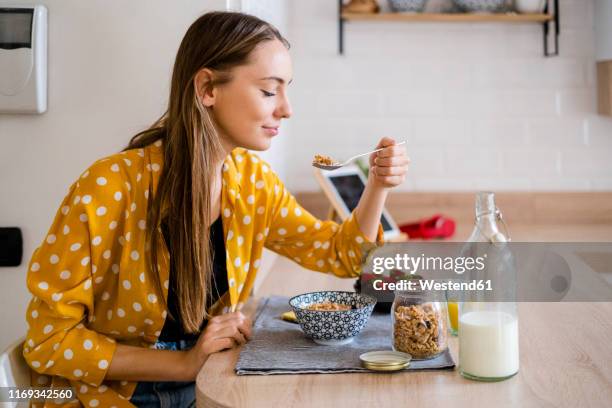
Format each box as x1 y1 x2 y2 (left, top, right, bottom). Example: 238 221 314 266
399 214 456 240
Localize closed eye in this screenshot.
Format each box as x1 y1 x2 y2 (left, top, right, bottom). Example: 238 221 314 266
261 90 276 97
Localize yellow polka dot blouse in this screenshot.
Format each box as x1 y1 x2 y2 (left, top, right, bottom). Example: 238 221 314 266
23 140 384 407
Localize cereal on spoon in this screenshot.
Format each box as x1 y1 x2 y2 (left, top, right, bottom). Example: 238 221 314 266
312 154 338 167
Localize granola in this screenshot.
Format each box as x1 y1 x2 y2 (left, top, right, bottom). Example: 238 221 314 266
307 302 351 311
312 154 337 166
393 303 448 359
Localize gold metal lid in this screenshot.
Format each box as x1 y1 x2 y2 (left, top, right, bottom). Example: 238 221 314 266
359 351 411 372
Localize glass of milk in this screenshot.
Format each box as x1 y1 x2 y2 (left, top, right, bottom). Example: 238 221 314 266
458 192 519 381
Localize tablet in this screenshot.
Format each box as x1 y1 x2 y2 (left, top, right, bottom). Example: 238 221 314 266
314 165 401 240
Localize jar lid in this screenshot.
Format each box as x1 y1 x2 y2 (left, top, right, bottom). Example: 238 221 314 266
359 351 411 372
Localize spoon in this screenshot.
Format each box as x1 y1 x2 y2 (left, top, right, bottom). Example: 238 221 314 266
312 141 406 171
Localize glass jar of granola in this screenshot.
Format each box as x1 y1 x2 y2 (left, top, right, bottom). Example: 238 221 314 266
392 284 449 360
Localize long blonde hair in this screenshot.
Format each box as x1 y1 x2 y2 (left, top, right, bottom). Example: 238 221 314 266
124 12 289 333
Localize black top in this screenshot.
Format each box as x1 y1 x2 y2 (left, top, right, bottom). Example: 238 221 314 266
158 216 228 342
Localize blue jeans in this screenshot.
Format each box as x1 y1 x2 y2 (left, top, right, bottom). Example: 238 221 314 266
129 340 197 408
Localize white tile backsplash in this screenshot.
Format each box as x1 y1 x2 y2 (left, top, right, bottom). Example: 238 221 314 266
404 147 447 177
560 149 612 176
444 147 503 176
590 179 612 190
412 119 470 145
500 148 561 177
526 118 587 147
531 177 591 190
384 91 445 116
585 116 612 147
560 0 593 29
285 0 611 191
470 119 530 146
473 177 533 191
557 89 598 114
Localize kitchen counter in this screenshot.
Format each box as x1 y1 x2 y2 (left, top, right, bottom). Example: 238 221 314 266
196 223 612 407
449 222 612 242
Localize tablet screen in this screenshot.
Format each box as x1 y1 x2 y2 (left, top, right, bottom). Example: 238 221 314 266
328 174 394 232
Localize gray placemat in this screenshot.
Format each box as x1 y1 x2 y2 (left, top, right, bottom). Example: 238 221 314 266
235 296 455 375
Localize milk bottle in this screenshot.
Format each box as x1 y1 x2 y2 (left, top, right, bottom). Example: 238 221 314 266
458 192 519 381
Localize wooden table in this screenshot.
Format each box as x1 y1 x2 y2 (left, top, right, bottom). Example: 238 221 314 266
196 224 612 407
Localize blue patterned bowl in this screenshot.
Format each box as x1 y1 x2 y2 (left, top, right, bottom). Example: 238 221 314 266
388 0 427 12
452 0 506 12
289 291 377 345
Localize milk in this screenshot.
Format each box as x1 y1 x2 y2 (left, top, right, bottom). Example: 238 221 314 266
459 311 519 379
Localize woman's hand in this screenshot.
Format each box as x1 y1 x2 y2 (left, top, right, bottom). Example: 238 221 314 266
368 137 410 189
354 137 409 241
185 311 253 379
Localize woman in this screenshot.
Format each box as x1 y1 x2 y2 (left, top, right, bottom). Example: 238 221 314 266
23 11 408 408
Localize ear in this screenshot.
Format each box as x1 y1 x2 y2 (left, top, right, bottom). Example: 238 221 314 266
194 68 217 107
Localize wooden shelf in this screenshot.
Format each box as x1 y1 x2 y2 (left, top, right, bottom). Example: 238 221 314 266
337 0 560 56
341 12 553 23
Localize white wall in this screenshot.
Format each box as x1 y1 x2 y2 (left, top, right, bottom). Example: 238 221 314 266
0 0 286 350
230 0 291 293
286 0 612 192
594 0 612 60
237 0 291 179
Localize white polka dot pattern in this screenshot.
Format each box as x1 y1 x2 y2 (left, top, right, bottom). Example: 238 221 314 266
22 142 381 405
